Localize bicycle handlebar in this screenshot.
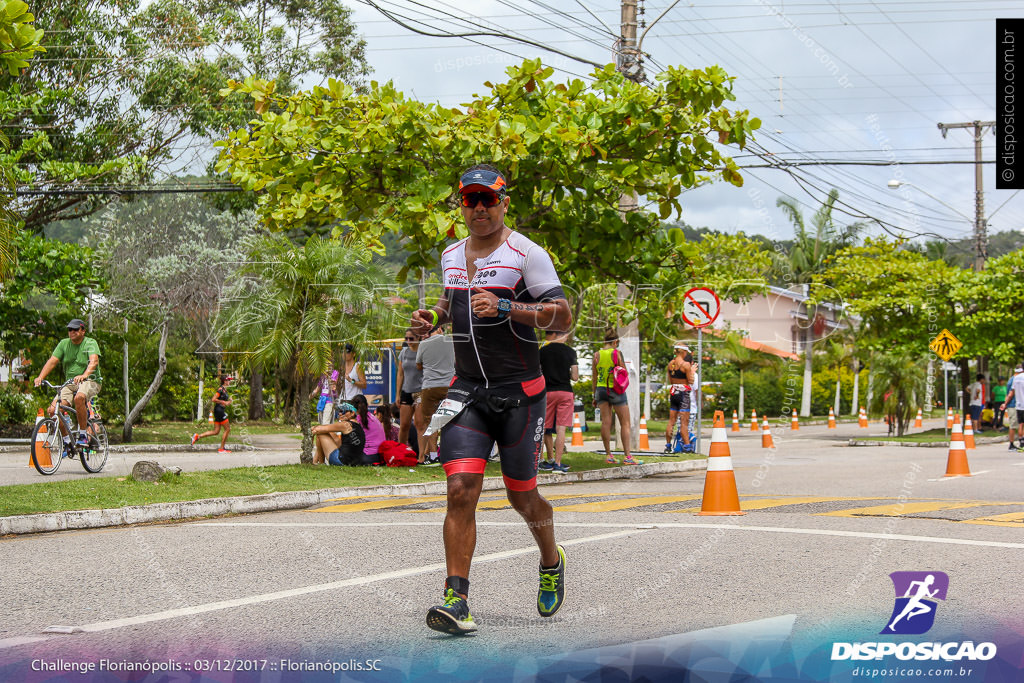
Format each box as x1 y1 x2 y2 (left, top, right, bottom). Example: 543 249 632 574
39 379 76 391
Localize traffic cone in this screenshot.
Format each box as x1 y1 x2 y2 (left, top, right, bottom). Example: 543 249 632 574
963 416 976 449
699 411 745 516
208 410 214 424
791 409 800 431
31 409 52 470
638 414 650 451
571 413 584 447
731 410 740 433
943 419 972 477
828 408 837 429
750 409 759 431
946 408 953 430
858 406 868 428
914 408 923 428
761 415 775 448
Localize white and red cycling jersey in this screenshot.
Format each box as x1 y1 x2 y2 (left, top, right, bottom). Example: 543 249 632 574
441 231 566 392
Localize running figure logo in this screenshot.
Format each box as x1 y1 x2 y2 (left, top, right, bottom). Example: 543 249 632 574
881 571 949 635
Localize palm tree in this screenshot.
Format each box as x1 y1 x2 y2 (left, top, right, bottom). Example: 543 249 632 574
776 189 868 417
869 352 927 437
820 328 856 416
216 234 394 463
717 331 778 418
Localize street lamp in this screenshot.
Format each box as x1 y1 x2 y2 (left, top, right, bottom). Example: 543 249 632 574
886 179 975 224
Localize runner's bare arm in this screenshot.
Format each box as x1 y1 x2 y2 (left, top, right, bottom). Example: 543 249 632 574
412 295 451 335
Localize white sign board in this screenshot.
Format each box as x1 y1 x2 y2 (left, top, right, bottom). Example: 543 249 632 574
681 287 721 329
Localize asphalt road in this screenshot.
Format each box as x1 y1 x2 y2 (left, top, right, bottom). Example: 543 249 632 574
1 420 1021 681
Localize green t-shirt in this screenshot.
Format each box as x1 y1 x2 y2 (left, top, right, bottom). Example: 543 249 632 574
53 337 102 383
992 384 1007 402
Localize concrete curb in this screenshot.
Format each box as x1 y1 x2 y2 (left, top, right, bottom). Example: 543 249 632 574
0 459 706 537
848 436 1006 448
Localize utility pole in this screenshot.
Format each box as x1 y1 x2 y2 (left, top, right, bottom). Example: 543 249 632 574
615 0 643 451
937 120 994 271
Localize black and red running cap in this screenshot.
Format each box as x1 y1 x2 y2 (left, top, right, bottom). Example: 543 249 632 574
458 168 507 194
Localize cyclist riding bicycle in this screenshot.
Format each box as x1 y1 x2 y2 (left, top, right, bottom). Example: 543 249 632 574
33 318 102 449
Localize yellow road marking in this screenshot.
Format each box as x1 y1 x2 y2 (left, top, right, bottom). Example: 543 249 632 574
959 511 1024 527
553 495 702 512
819 501 1003 518
313 496 449 513
321 495 376 503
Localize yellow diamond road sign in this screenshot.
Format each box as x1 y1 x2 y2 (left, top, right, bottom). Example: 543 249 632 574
929 329 962 361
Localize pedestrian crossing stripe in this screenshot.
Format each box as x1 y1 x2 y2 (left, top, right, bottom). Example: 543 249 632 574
307 493 1024 526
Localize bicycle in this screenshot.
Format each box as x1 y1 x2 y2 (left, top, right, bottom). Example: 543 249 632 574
31 379 109 475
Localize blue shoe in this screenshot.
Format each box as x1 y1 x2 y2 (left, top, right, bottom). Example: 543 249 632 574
538 460 554 471
76 434 90 448
538 545 566 617
427 587 477 635
553 463 570 473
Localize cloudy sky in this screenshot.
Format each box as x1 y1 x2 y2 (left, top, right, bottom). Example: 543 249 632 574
341 0 1020 245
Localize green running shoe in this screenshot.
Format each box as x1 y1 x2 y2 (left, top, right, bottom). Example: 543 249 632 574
426 587 477 635
537 544 566 617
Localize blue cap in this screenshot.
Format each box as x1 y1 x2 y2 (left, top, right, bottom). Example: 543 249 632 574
338 402 356 414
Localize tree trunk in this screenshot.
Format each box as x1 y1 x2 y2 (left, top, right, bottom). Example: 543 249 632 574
851 358 860 416
122 319 170 443
738 370 746 419
800 337 813 417
248 370 266 420
298 373 314 464
833 375 841 416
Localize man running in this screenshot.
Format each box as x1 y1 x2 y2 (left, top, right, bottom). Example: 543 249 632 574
887 574 939 632
411 164 572 635
664 342 695 453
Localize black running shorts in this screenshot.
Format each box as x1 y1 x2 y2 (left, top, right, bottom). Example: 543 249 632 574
669 385 691 412
440 390 546 491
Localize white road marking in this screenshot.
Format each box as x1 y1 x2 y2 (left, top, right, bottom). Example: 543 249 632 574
4 529 640 648
926 470 991 482
194 520 1024 550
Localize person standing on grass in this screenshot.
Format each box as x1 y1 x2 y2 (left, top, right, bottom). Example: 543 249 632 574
395 328 423 453
538 330 578 474
191 375 233 453
592 330 640 466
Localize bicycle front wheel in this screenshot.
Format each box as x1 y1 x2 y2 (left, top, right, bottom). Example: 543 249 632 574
81 419 109 473
31 418 64 475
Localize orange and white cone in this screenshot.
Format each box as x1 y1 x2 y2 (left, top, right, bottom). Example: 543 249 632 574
638 414 650 451
571 413 584 447
946 408 953 430
943 418 972 477
761 415 775 448
963 416 976 449
828 408 837 429
208 410 215 424
699 411 745 516
30 408 50 469
731 410 740 433
791 409 800 431
750 409 759 431
858 407 868 428
914 408 923 428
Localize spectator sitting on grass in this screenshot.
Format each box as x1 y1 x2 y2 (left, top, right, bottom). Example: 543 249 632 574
351 394 385 464
377 402 399 441
312 402 366 466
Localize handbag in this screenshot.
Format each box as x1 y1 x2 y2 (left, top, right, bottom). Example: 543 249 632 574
609 349 629 394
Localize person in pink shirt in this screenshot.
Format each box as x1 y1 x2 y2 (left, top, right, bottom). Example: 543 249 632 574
351 394 385 464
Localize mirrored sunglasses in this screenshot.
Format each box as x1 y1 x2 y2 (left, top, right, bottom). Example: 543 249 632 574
461 191 503 208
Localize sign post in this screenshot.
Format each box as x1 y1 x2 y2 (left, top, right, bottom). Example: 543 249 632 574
929 329 962 437
681 287 721 455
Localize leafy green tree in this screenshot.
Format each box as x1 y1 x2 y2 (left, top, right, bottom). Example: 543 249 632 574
952 247 1024 363
869 352 927 437
216 59 760 291
90 193 256 441
716 331 778 418
0 0 42 279
2 0 369 233
820 328 857 417
775 189 868 416
215 234 393 463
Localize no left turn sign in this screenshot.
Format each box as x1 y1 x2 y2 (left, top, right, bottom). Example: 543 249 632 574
681 287 720 328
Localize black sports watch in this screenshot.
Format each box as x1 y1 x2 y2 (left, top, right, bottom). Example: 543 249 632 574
496 298 511 319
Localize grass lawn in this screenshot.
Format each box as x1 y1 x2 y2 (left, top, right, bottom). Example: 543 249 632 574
0 451 702 518
868 428 958 443
108 420 302 444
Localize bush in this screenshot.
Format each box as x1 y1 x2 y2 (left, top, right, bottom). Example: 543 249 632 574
0 384 33 424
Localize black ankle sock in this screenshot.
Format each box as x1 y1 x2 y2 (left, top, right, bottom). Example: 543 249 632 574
446 575 469 597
